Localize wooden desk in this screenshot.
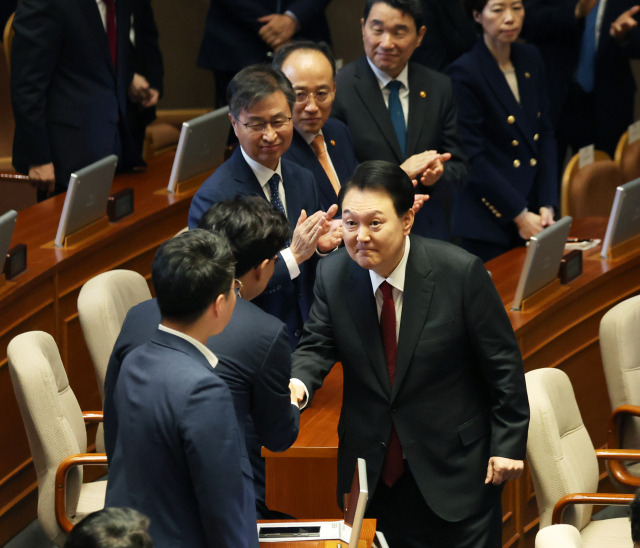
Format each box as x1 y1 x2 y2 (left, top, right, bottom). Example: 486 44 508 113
0 152 203 544
258 519 376 548
264 218 640 548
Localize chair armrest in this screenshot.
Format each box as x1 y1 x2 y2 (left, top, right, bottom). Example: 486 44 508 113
605 406 640 487
82 411 104 424
55 453 108 533
552 492 635 525
596 448 640 487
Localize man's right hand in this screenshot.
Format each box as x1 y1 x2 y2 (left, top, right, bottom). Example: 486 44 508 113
28 163 56 194
290 209 327 264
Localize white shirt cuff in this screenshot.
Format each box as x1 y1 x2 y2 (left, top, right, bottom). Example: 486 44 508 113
281 248 300 279
290 378 309 409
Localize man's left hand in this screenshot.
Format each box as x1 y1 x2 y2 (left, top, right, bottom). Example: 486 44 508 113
485 457 524 485
317 204 342 252
419 152 451 187
258 14 298 50
610 5 640 40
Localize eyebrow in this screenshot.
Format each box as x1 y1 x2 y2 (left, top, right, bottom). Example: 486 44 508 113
369 19 410 32
342 209 386 216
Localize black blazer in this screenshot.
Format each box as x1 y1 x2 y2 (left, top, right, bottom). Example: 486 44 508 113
197 0 332 73
447 40 558 249
188 147 321 348
331 56 468 241
292 235 529 522
283 118 358 211
11 0 141 187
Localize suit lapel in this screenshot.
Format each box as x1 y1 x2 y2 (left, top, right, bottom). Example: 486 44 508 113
353 57 404 162
231 148 269 197
77 0 117 78
406 64 429 157
392 237 434 399
346 262 391 394
281 159 306 228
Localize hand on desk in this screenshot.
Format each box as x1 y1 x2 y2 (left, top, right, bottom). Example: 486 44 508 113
28 163 55 195
485 456 524 485
514 210 543 240
289 381 306 407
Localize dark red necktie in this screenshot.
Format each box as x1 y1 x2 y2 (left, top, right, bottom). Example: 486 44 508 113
379 281 405 487
104 0 117 69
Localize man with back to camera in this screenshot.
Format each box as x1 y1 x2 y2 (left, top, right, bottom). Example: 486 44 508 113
63 507 153 548
331 0 469 241
189 65 341 349
291 160 529 547
104 196 300 518
105 229 258 547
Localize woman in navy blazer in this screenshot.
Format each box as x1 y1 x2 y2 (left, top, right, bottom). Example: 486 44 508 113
447 0 558 261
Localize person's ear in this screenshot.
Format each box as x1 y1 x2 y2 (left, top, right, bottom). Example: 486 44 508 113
402 208 415 236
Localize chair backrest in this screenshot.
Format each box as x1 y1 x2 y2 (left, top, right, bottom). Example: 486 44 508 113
535 523 583 547
77 270 151 402
525 368 599 531
601 295 640 448
561 150 624 218
615 131 640 183
3 12 14 72
7 331 86 546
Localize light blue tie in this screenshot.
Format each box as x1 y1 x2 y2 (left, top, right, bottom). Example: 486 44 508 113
576 1 599 93
267 173 286 216
387 80 406 157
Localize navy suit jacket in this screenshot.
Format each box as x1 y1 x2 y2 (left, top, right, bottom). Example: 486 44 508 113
11 0 141 188
292 236 529 522
104 298 300 514
447 40 558 249
332 56 468 241
198 0 332 73
105 329 258 548
283 118 358 211
189 147 321 347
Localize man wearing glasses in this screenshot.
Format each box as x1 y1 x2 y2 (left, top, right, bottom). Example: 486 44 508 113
273 41 359 210
189 65 340 349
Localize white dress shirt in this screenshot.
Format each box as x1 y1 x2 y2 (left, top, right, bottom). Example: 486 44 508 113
158 324 218 369
366 58 410 128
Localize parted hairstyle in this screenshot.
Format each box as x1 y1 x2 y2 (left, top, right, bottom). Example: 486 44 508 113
63 507 152 548
227 65 295 119
197 195 291 277
363 0 424 31
339 160 414 217
272 40 337 78
152 229 235 325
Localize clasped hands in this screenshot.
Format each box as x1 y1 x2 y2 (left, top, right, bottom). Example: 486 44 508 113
514 206 555 241
400 149 451 213
258 13 298 51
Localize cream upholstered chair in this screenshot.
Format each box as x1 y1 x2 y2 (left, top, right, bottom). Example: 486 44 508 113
7 331 107 546
601 295 640 490
535 524 583 547
77 270 151 451
525 368 637 546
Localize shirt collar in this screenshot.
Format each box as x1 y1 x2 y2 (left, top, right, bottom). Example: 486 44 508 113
366 57 410 92
240 146 283 188
296 127 324 146
369 236 411 295
158 324 218 369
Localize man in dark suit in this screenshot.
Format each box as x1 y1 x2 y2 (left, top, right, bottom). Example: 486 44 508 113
10 0 152 198
273 41 358 211
198 0 333 106
522 0 640 160
331 0 468 241
105 196 300 518
106 229 258 547
291 161 529 547
189 65 340 348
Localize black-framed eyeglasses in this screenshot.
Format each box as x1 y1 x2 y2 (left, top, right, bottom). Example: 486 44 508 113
233 278 243 297
235 116 292 133
294 89 333 104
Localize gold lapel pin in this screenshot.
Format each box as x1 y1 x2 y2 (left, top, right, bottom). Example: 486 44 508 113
419 90 427 98
330 140 336 146
525 72 531 78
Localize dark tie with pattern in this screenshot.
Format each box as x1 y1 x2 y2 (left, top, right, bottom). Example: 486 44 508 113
103 0 117 69
267 173 286 216
379 281 405 487
387 80 406 158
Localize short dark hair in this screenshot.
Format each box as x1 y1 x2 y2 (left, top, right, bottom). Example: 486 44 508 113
339 160 414 217
227 65 295 118
272 40 337 78
152 229 235 325
464 0 489 19
64 507 152 548
197 195 291 277
632 490 640 543
363 0 423 31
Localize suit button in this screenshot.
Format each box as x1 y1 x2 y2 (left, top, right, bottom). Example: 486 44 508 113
496 212 503 218
537 112 541 118
507 115 515 124
380 441 387 449
511 140 519 147
533 133 540 141
530 158 537 166
481 197 488 204
513 159 521 168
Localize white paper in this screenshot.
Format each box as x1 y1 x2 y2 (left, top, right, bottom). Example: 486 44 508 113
578 144 595 169
629 120 640 144
257 520 353 543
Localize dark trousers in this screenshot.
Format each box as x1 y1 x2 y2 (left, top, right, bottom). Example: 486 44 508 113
366 467 503 548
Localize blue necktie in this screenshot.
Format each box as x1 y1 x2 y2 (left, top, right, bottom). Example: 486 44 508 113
267 173 286 216
387 80 406 157
576 1 599 93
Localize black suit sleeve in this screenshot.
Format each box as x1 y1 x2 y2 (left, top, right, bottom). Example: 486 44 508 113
131 0 163 93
